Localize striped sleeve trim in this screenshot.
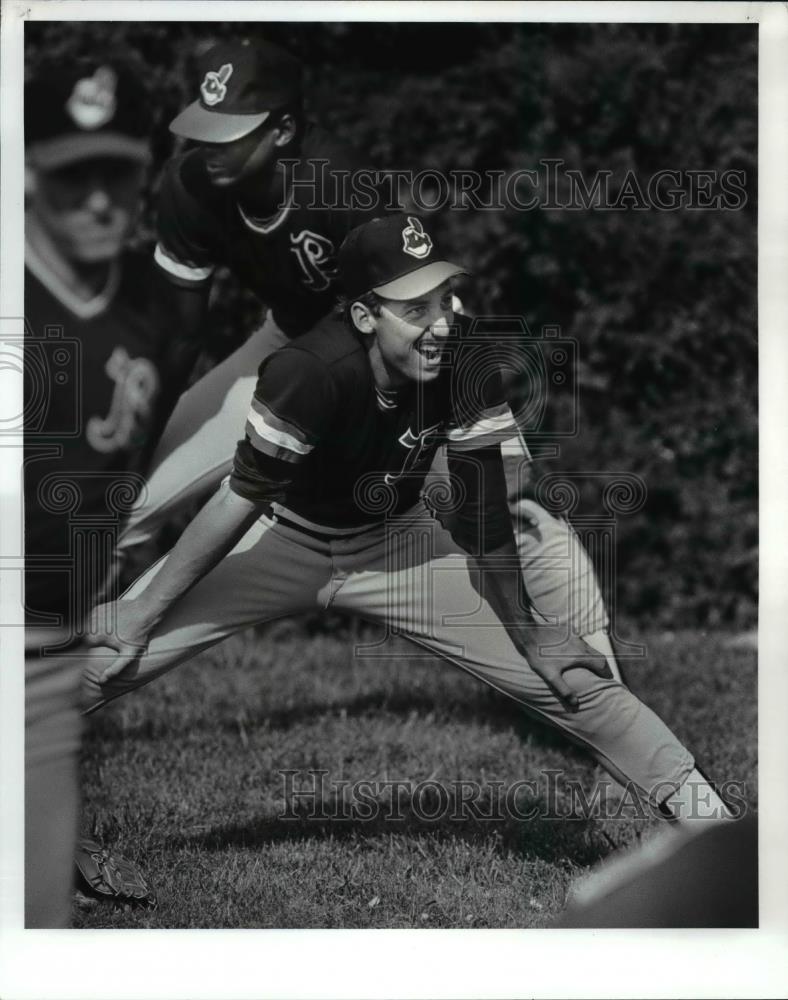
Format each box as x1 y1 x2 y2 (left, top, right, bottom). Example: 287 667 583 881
245 399 315 464
154 242 215 283
446 402 518 451
249 397 313 447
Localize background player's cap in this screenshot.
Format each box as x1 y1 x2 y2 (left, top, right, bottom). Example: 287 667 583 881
25 58 153 170
169 38 303 143
338 215 468 302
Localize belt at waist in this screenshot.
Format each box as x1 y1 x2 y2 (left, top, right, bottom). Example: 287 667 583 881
265 505 376 543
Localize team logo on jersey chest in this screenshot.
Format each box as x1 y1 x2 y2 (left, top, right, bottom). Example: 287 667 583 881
290 230 337 292
201 63 233 106
86 347 159 454
402 216 433 259
384 422 442 485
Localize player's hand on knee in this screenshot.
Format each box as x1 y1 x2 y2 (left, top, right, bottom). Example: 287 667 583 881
523 631 614 712
84 600 153 683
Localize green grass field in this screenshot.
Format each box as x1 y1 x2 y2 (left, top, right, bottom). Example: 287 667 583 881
74 621 757 929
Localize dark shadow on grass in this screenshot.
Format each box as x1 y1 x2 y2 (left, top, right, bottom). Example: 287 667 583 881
87 684 588 760
168 796 619 868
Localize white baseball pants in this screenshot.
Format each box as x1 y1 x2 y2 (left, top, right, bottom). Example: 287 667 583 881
83 493 692 799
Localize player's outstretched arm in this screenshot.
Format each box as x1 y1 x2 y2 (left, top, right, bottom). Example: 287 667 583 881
157 270 211 364
447 446 613 710
86 483 266 682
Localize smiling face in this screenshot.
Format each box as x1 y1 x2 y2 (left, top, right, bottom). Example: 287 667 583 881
29 156 145 263
351 280 455 390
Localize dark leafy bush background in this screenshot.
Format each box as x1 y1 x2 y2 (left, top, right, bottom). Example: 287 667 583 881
25 21 757 629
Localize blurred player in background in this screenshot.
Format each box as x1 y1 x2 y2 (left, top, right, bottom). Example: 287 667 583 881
24 55 164 926
111 35 624 685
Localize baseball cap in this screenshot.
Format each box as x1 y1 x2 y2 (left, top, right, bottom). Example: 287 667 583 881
25 58 153 170
338 215 468 302
169 38 303 143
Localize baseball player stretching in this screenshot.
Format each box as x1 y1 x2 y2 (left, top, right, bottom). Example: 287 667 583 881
115 37 622 683
84 215 728 833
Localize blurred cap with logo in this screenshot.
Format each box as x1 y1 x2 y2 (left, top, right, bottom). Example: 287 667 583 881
25 57 153 170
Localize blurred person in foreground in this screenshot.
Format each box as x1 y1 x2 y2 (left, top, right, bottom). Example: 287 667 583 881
24 54 165 926
82 214 731 890
558 813 757 927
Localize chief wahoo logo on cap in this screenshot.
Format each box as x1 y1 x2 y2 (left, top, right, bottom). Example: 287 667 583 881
201 63 233 106
402 216 433 260
65 67 118 130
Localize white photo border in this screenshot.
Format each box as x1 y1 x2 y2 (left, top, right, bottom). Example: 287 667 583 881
2 3 786 998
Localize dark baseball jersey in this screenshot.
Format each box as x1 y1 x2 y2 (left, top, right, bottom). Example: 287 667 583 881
229 313 517 528
154 123 386 337
24 248 168 624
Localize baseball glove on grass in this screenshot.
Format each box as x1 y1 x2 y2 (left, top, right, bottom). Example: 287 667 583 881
74 838 157 909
